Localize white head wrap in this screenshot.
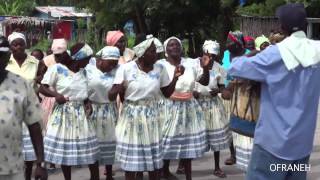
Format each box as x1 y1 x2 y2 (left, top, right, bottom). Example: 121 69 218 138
133 37 160 58
51 39 68 55
202 40 220 55
96 46 120 60
163 36 182 57
147 34 164 53
8 32 26 45
71 44 94 61
255 35 270 50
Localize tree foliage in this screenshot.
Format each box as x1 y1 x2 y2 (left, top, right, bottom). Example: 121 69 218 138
82 0 240 56
35 0 82 6
0 0 36 16
237 0 320 17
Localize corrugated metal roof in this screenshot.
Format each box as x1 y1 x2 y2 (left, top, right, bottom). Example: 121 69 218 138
35 6 92 18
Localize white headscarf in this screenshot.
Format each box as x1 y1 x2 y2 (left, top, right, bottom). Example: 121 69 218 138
8 32 26 45
202 40 220 55
133 37 160 58
96 46 120 60
147 34 164 53
163 36 182 57
71 44 94 61
51 39 68 55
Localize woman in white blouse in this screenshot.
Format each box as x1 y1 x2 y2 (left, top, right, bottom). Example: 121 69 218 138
108 37 183 180
39 43 100 180
159 37 210 180
85 46 120 180
194 40 232 178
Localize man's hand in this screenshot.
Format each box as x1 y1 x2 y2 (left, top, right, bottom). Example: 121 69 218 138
34 166 48 180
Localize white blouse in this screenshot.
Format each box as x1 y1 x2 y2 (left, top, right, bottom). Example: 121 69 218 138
158 58 203 93
195 61 227 96
113 60 171 101
41 63 88 101
85 62 117 103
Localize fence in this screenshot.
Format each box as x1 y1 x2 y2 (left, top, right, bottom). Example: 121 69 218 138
238 15 320 39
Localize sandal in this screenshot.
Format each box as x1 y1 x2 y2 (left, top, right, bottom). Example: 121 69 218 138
213 169 227 178
224 157 236 165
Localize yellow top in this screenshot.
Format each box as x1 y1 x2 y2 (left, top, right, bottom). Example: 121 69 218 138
6 54 39 81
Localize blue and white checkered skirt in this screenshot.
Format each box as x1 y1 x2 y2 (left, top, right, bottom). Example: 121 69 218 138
90 102 117 165
220 95 232 119
162 98 207 159
22 123 37 161
115 100 163 171
197 96 231 151
44 102 100 166
233 132 253 171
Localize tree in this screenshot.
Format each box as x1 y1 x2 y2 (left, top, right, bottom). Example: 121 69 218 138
82 0 240 57
237 0 320 17
35 0 82 6
0 0 36 16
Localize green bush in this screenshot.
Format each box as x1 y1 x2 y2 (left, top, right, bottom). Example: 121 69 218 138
127 35 135 49
237 0 286 16
29 38 51 52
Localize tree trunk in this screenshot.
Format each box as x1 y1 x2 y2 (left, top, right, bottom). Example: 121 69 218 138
220 7 234 53
134 5 146 34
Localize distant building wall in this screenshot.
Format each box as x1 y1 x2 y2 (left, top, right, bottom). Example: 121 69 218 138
238 15 320 39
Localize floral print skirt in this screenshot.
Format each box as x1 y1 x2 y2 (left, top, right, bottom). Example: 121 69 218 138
162 98 207 159
197 96 231 151
90 102 117 165
44 101 99 165
115 100 163 171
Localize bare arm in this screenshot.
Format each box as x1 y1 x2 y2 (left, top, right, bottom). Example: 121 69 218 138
198 55 211 86
198 68 210 86
28 123 44 164
109 84 125 101
39 84 59 98
39 84 68 104
160 65 184 98
161 77 179 98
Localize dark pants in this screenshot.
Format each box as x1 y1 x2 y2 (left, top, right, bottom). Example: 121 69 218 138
246 144 310 180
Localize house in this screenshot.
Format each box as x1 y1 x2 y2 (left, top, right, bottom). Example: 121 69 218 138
32 6 93 40
238 15 320 39
0 6 93 47
0 16 55 47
